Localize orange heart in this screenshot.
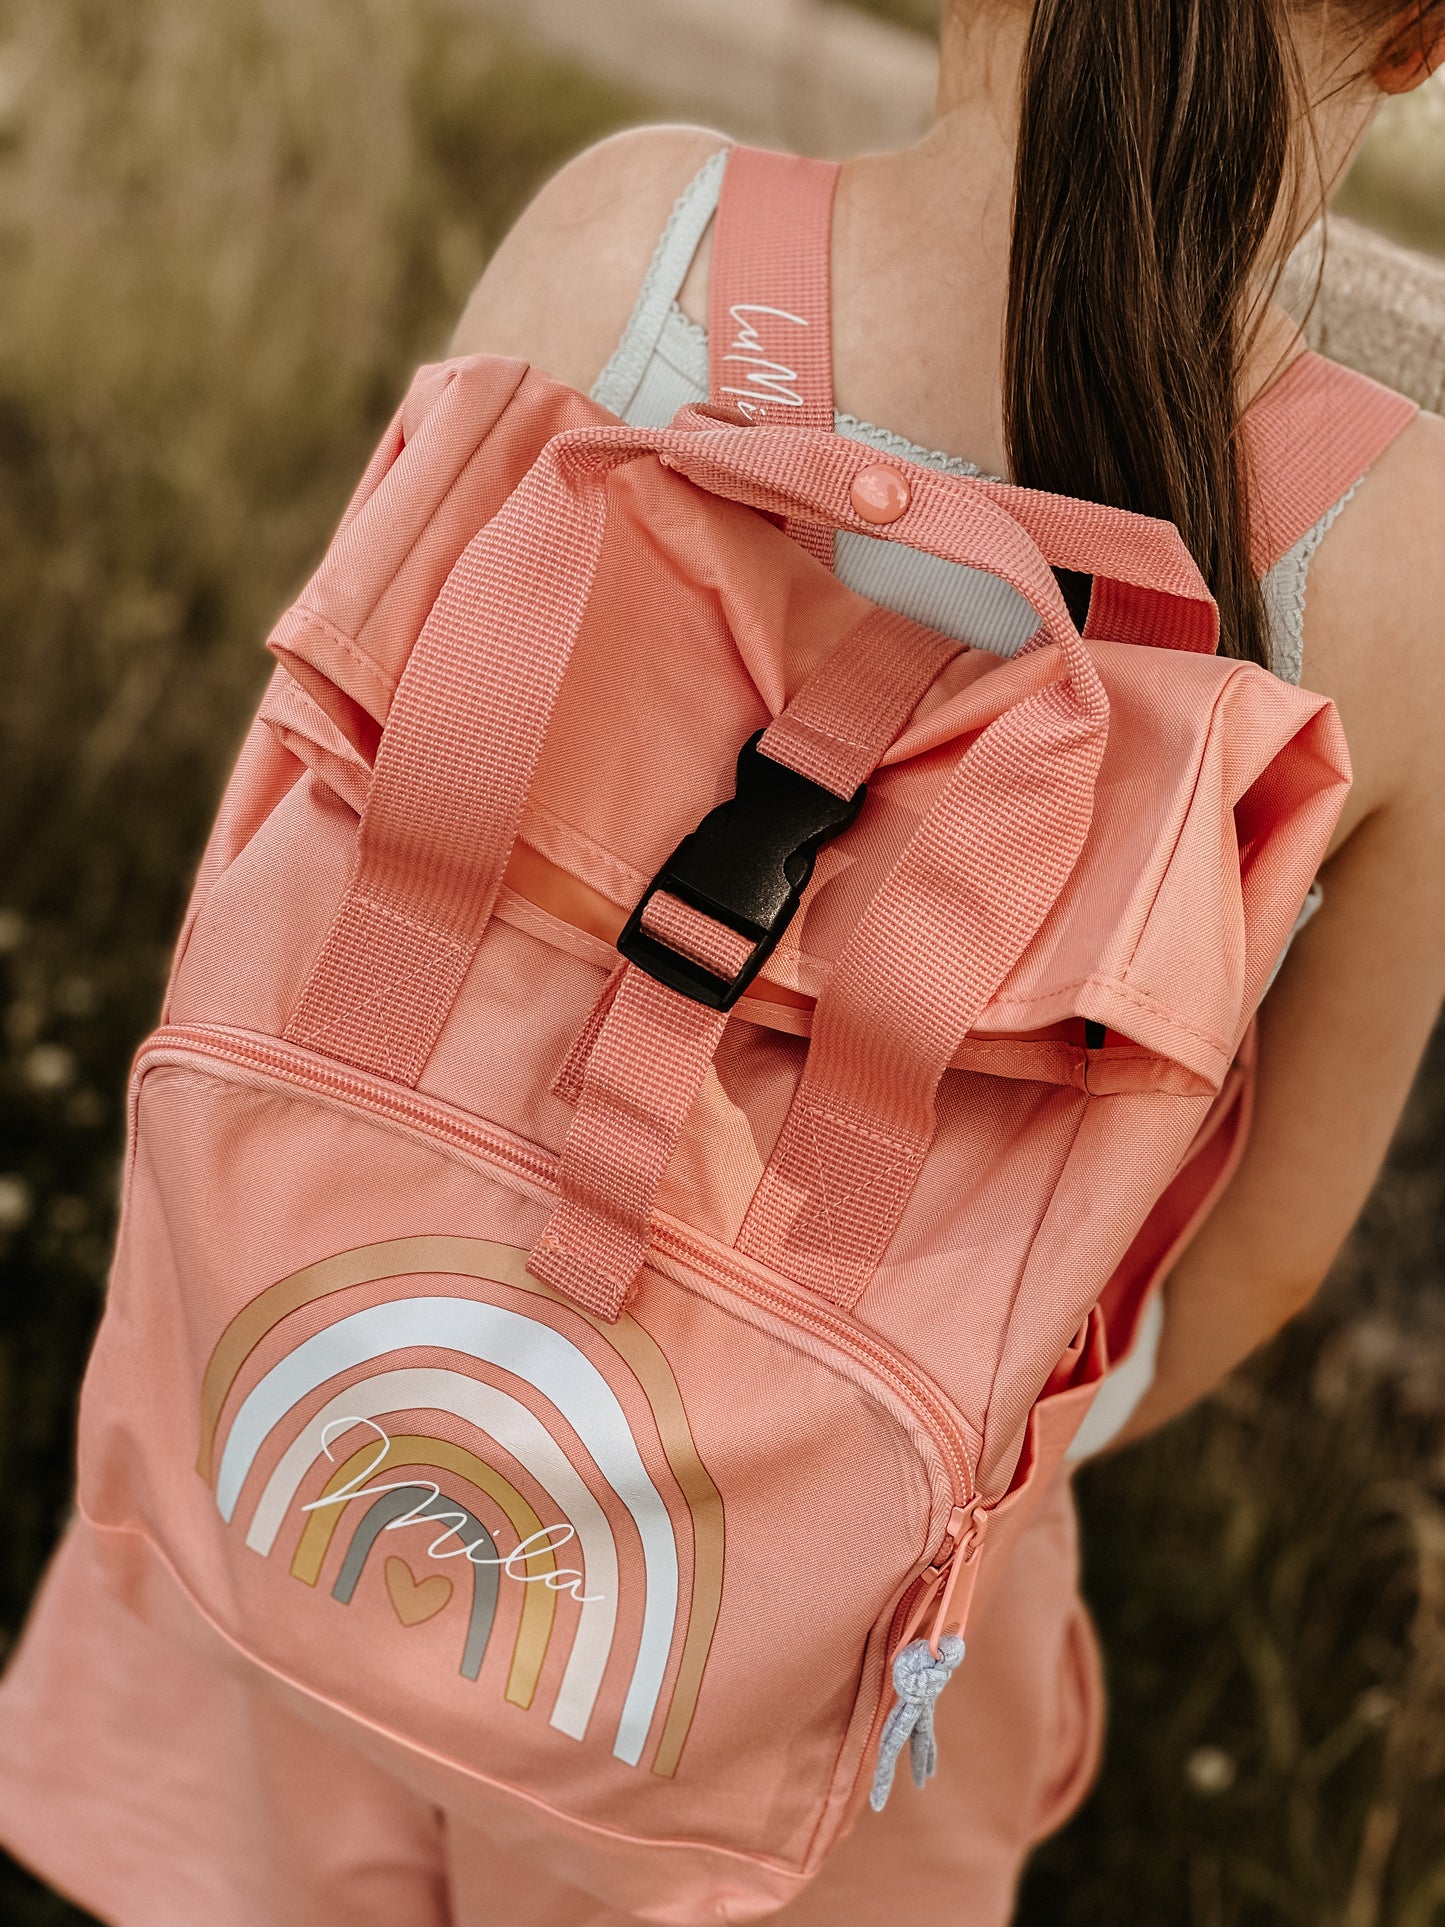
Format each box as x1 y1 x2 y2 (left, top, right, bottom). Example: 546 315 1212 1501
384 1556 453 1627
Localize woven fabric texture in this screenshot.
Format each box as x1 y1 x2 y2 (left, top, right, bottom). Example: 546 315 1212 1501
707 145 839 565
532 572 981 1313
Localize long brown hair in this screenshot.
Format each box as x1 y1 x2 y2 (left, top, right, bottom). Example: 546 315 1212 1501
1003 0 1427 667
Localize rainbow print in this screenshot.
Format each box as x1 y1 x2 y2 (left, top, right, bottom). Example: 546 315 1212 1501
196 1237 723 1775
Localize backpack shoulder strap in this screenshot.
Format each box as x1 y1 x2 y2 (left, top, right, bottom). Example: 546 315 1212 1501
1243 350 1418 574
707 146 840 431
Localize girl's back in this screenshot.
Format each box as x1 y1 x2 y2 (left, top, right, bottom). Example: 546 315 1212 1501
454 33 1445 1453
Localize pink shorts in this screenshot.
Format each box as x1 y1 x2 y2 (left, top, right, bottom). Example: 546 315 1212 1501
0 1476 1100 1927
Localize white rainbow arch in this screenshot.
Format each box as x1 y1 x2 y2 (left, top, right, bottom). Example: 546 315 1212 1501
213 1297 680 1768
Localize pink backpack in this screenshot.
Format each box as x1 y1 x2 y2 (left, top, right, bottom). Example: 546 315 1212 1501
75 149 1408 1920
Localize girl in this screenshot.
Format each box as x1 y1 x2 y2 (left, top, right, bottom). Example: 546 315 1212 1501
408 0 1445 1907
449 12 1445 1509
446 13 1445 1911
1 2 1442 1923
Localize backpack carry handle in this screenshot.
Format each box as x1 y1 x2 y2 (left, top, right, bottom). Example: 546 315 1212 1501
658 407 1217 655
282 407 1197 1088
734 653 1111 1308
282 411 1123 1084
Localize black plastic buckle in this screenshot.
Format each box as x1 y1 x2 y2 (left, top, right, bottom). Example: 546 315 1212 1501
617 731 865 1010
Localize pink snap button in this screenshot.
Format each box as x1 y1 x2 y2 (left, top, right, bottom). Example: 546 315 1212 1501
849 462 911 525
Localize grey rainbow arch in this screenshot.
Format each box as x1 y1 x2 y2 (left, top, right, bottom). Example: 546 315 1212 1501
333 1484 499 1682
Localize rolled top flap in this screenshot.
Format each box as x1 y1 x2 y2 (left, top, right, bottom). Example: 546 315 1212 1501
268 358 1217 772
516 636 1347 1087
816 648 1347 1082
262 355 1347 1089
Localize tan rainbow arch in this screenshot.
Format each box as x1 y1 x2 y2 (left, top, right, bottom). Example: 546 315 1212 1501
290 1430 557 1710
197 1237 723 1778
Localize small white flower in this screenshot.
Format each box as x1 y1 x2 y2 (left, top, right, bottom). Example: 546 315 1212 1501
0 1174 32 1231
1185 1746 1237 1796
24 1043 77 1091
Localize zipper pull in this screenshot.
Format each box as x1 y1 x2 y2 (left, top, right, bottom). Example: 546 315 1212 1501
870 1503 992 1812
925 1500 991 1656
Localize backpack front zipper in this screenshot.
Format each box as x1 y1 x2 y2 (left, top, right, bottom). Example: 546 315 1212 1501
134 1022 992 1813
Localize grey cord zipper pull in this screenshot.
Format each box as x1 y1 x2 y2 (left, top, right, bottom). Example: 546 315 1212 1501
870 1632 966 1811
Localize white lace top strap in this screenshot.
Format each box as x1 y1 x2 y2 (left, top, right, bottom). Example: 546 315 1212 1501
1259 493 1357 687
592 147 728 424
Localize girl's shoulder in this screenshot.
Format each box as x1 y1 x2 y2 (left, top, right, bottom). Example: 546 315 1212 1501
450 123 726 387
1300 402 1445 848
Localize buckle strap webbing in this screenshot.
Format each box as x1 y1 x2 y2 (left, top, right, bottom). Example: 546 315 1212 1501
530 967 731 1322
528 608 958 1320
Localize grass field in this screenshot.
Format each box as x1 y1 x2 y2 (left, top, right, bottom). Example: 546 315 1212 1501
0 2 1441 1921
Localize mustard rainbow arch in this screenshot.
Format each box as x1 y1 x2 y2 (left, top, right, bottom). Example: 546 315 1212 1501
197 1236 723 1778
243 1361 624 1749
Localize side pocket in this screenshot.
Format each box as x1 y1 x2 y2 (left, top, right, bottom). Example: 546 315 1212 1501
1069 1027 1257 1462
967 1306 1109 1631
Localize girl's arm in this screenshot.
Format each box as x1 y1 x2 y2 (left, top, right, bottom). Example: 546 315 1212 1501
449 126 725 385
1111 412 1445 1448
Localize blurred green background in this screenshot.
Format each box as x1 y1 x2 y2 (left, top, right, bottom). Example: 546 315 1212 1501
0 1 1441 1922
